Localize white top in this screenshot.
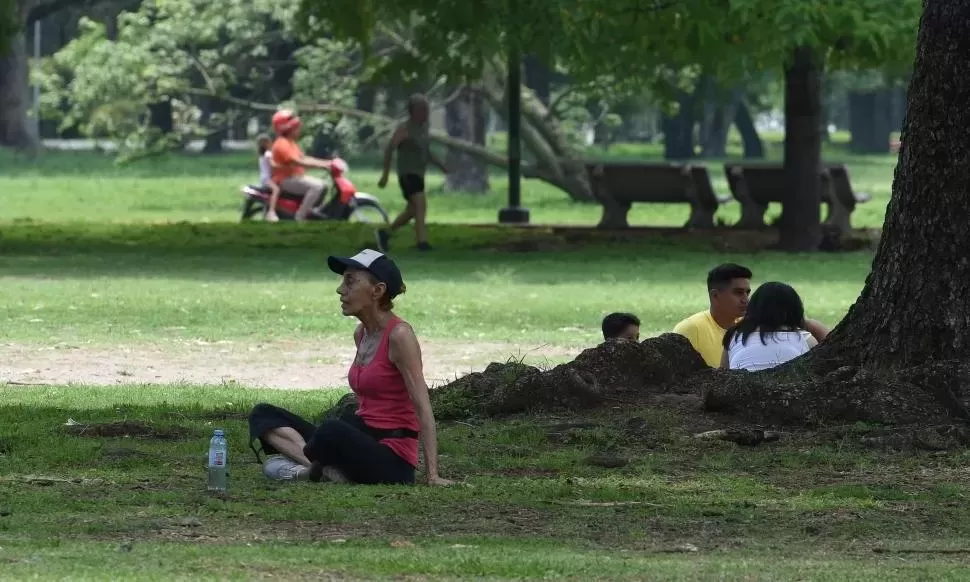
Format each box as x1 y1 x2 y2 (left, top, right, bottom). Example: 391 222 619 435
727 330 810 372
258 151 272 185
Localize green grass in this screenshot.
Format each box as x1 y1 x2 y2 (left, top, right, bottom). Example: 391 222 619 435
0 140 898 228
4 386 970 579
6 145 965 579
0 223 870 346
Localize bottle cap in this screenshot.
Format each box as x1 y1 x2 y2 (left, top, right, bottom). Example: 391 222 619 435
213 430 224 437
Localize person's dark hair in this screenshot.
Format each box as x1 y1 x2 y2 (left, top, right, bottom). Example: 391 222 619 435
602 312 640 340
707 263 752 291
364 271 406 311
408 93 428 115
722 282 805 349
256 133 272 155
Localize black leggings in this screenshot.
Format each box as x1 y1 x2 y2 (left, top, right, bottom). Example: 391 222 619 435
248 403 416 485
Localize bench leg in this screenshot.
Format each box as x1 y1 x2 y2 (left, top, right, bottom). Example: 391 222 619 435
821 174 851 234
684 186 717 229
686 205 716 229
732 180 767 229
597 199 631 229
823 199 852 234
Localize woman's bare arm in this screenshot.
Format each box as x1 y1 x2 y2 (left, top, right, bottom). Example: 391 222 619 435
802 318 830 344
379 126 408 183
388 322 453 486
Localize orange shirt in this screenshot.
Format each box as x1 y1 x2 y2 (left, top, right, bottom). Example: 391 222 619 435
270 137 305 184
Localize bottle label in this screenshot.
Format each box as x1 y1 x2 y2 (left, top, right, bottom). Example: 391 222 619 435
208 449 226 467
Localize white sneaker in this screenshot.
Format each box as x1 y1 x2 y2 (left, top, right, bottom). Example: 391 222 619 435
262 455 309 481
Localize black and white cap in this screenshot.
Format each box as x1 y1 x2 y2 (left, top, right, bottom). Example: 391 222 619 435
327 249 405 298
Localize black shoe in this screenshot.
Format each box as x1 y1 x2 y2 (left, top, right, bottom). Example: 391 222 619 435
417 241 432 251
376 229 391 252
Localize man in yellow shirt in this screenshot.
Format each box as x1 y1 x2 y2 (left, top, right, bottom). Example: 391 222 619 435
673 264 752 367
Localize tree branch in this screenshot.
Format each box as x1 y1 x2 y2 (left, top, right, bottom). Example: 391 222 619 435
191 88 548 180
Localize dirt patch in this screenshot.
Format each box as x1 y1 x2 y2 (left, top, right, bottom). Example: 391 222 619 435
0 340 579 389
65 420 190 440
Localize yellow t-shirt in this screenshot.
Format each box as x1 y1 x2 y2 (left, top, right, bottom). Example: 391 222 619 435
672 310 727 367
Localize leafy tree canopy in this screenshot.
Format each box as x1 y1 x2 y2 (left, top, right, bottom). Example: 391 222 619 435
303 0 921 88
36 0 361 156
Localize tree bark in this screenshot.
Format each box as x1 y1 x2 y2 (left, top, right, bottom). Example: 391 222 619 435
733 100 765 159
200 98 226 154
777 46 824 251
848 89 892 154
662 90 696 160
355 84 376 143
815 0 970 370
702 87 743 158
444 85 489 194
0 29 37 150
524 55 551 106
148 100 173 134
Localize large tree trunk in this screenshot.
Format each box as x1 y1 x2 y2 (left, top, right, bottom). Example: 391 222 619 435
444 85 489 194
816 0 970 370
524 55 551 107
662 90 696 160
355 84 376 144
200 98 226 154
778 47 824 251
733 101 765 159
0 30 38 150
148 100 173 134
701 87 743 158
848 89 893 154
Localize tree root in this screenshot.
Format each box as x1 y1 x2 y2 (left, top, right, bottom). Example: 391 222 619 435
326 335 970 452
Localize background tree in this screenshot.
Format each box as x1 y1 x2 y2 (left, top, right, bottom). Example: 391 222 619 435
35 0 361 158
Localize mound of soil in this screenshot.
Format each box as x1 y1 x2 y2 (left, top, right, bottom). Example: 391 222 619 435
323 335 970 451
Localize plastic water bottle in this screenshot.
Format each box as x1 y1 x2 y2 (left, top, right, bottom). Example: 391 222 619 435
207 429 228 493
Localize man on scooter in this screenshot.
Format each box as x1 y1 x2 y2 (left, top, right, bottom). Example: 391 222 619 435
270 109 334 221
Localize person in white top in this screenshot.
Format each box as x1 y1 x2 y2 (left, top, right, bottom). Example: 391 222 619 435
719 281 830 372
256 134 282 222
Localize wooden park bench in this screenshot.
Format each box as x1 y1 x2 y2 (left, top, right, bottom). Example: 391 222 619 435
585 162 731 229
723 163 873 232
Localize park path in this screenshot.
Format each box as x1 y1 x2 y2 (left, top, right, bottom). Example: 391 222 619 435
0 340 579 389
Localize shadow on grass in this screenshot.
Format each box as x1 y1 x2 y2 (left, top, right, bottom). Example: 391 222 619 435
0 222 876 285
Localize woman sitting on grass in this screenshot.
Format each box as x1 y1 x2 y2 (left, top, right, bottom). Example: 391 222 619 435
719 281 829 372
248 249 453 486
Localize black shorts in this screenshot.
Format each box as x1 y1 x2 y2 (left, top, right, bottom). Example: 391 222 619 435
248 403 416 485
398 174 425 200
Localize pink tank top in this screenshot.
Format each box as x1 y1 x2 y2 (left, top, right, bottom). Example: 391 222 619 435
348 317 420 467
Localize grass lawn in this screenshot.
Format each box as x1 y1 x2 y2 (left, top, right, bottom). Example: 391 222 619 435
1 138 898 229
6 145 966 580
